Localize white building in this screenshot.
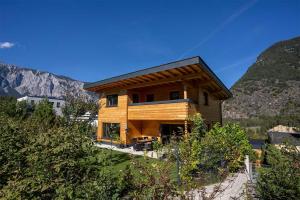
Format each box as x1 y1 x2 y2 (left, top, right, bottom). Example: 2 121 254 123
17 96 65 116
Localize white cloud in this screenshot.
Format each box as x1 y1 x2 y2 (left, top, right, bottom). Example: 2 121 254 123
0 42 15 49
216 55 256 73
178 0 259 59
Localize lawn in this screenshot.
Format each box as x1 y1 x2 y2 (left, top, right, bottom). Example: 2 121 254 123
99 148 220 186
100 148 177 179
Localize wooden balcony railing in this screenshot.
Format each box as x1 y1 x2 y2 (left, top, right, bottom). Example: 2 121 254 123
128 99 198 120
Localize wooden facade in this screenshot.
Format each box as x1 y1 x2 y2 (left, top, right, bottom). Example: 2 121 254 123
84 57 232 145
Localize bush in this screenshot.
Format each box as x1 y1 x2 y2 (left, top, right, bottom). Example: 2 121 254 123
0 98 123 199
179 115 253 185
256 144 300 200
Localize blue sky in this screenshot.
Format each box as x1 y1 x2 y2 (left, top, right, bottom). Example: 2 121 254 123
1 0 299 87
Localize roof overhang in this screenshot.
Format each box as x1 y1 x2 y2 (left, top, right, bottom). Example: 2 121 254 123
84 56 232 100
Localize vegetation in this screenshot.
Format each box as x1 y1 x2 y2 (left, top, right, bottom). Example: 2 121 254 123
257 144 300 200
5 97 296 199
224 114 300 139
179 115 253 187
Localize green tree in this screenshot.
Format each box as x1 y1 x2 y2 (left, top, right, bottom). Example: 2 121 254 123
31 99 56 129
62 95 98 119
0 116 28 189
0 120 122 199
179 115 253 185
256 144 300 200
0 96 17 117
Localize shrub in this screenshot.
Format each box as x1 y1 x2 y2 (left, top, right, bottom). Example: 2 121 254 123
256 144 300 200
179 115 253 185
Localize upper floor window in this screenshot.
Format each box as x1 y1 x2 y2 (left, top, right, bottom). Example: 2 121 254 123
146 94 154 102
204 92 209 105
106 94 118 107
132 94 139 103
170 91 180 100
56 102 60 108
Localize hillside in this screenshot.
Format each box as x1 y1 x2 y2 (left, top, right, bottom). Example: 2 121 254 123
223 36 300 119
0 63 97 100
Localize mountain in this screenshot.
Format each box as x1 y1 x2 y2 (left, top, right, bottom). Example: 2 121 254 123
0 63 97 100
223 36 300 119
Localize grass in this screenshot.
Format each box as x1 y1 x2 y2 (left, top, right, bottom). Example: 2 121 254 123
99 148 220 186
100 148 177 179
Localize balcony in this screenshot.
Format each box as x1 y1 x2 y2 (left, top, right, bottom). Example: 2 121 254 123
128 99 198 120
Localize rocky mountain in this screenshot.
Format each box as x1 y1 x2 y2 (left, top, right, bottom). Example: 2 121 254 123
0 63 97 100
223 36 300 119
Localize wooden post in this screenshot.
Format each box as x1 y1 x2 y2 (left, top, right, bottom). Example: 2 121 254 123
183 84 188 99
184 120 188 136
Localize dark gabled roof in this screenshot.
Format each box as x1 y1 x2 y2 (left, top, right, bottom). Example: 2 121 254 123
83 56 232 98
268 132 300 146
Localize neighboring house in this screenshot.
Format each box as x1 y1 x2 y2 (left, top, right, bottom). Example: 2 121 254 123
267 131 300 150
83 57 232 145
17 95 65 116
70 112 98 126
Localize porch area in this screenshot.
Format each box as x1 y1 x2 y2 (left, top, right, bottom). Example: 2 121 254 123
127 120 187 147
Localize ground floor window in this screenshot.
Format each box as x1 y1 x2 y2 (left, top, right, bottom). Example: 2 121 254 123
102 123 120 140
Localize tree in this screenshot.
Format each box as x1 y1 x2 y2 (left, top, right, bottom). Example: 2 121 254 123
256 144 300 200
0 96 17 117
179 115 253 185
62 95 98 119
0 119 122 199
31 99 56 129
0 116 28 189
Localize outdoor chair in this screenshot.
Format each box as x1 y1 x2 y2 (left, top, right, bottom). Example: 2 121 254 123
144 142 153 151
133 143 143 151
131 138 138 144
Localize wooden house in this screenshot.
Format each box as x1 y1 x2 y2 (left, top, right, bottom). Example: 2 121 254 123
84 57 232 145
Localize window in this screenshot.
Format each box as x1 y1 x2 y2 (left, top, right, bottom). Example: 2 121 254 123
170 91 180 100
132 94 139 103
56 102 60 108
106 94 118 107
146 94 154 102
102 123 120 139
204 92 209 105
30 100 35 105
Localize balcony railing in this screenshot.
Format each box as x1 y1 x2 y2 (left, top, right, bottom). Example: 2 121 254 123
128 99 197 120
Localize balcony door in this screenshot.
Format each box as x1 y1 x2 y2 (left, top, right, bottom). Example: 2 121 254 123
160 124 184 144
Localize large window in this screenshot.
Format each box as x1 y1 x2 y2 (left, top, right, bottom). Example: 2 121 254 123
204 92 209 106
132 94 139 103
106 94 118 107
102 123 120 139
169 91 180 100
56 102 60 108
146 94 154 102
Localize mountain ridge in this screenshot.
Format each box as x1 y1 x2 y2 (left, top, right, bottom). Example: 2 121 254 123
223 36 300 119
0 62 97 100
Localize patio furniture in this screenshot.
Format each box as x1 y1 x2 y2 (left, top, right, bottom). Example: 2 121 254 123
131 138 138 144
144 142 153 151
133 143 143 151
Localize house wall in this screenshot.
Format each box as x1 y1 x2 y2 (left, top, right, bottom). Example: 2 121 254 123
197 87 222 127
128 84 184 103
97 83 223 144
97 90 129 144
17 96 65 116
